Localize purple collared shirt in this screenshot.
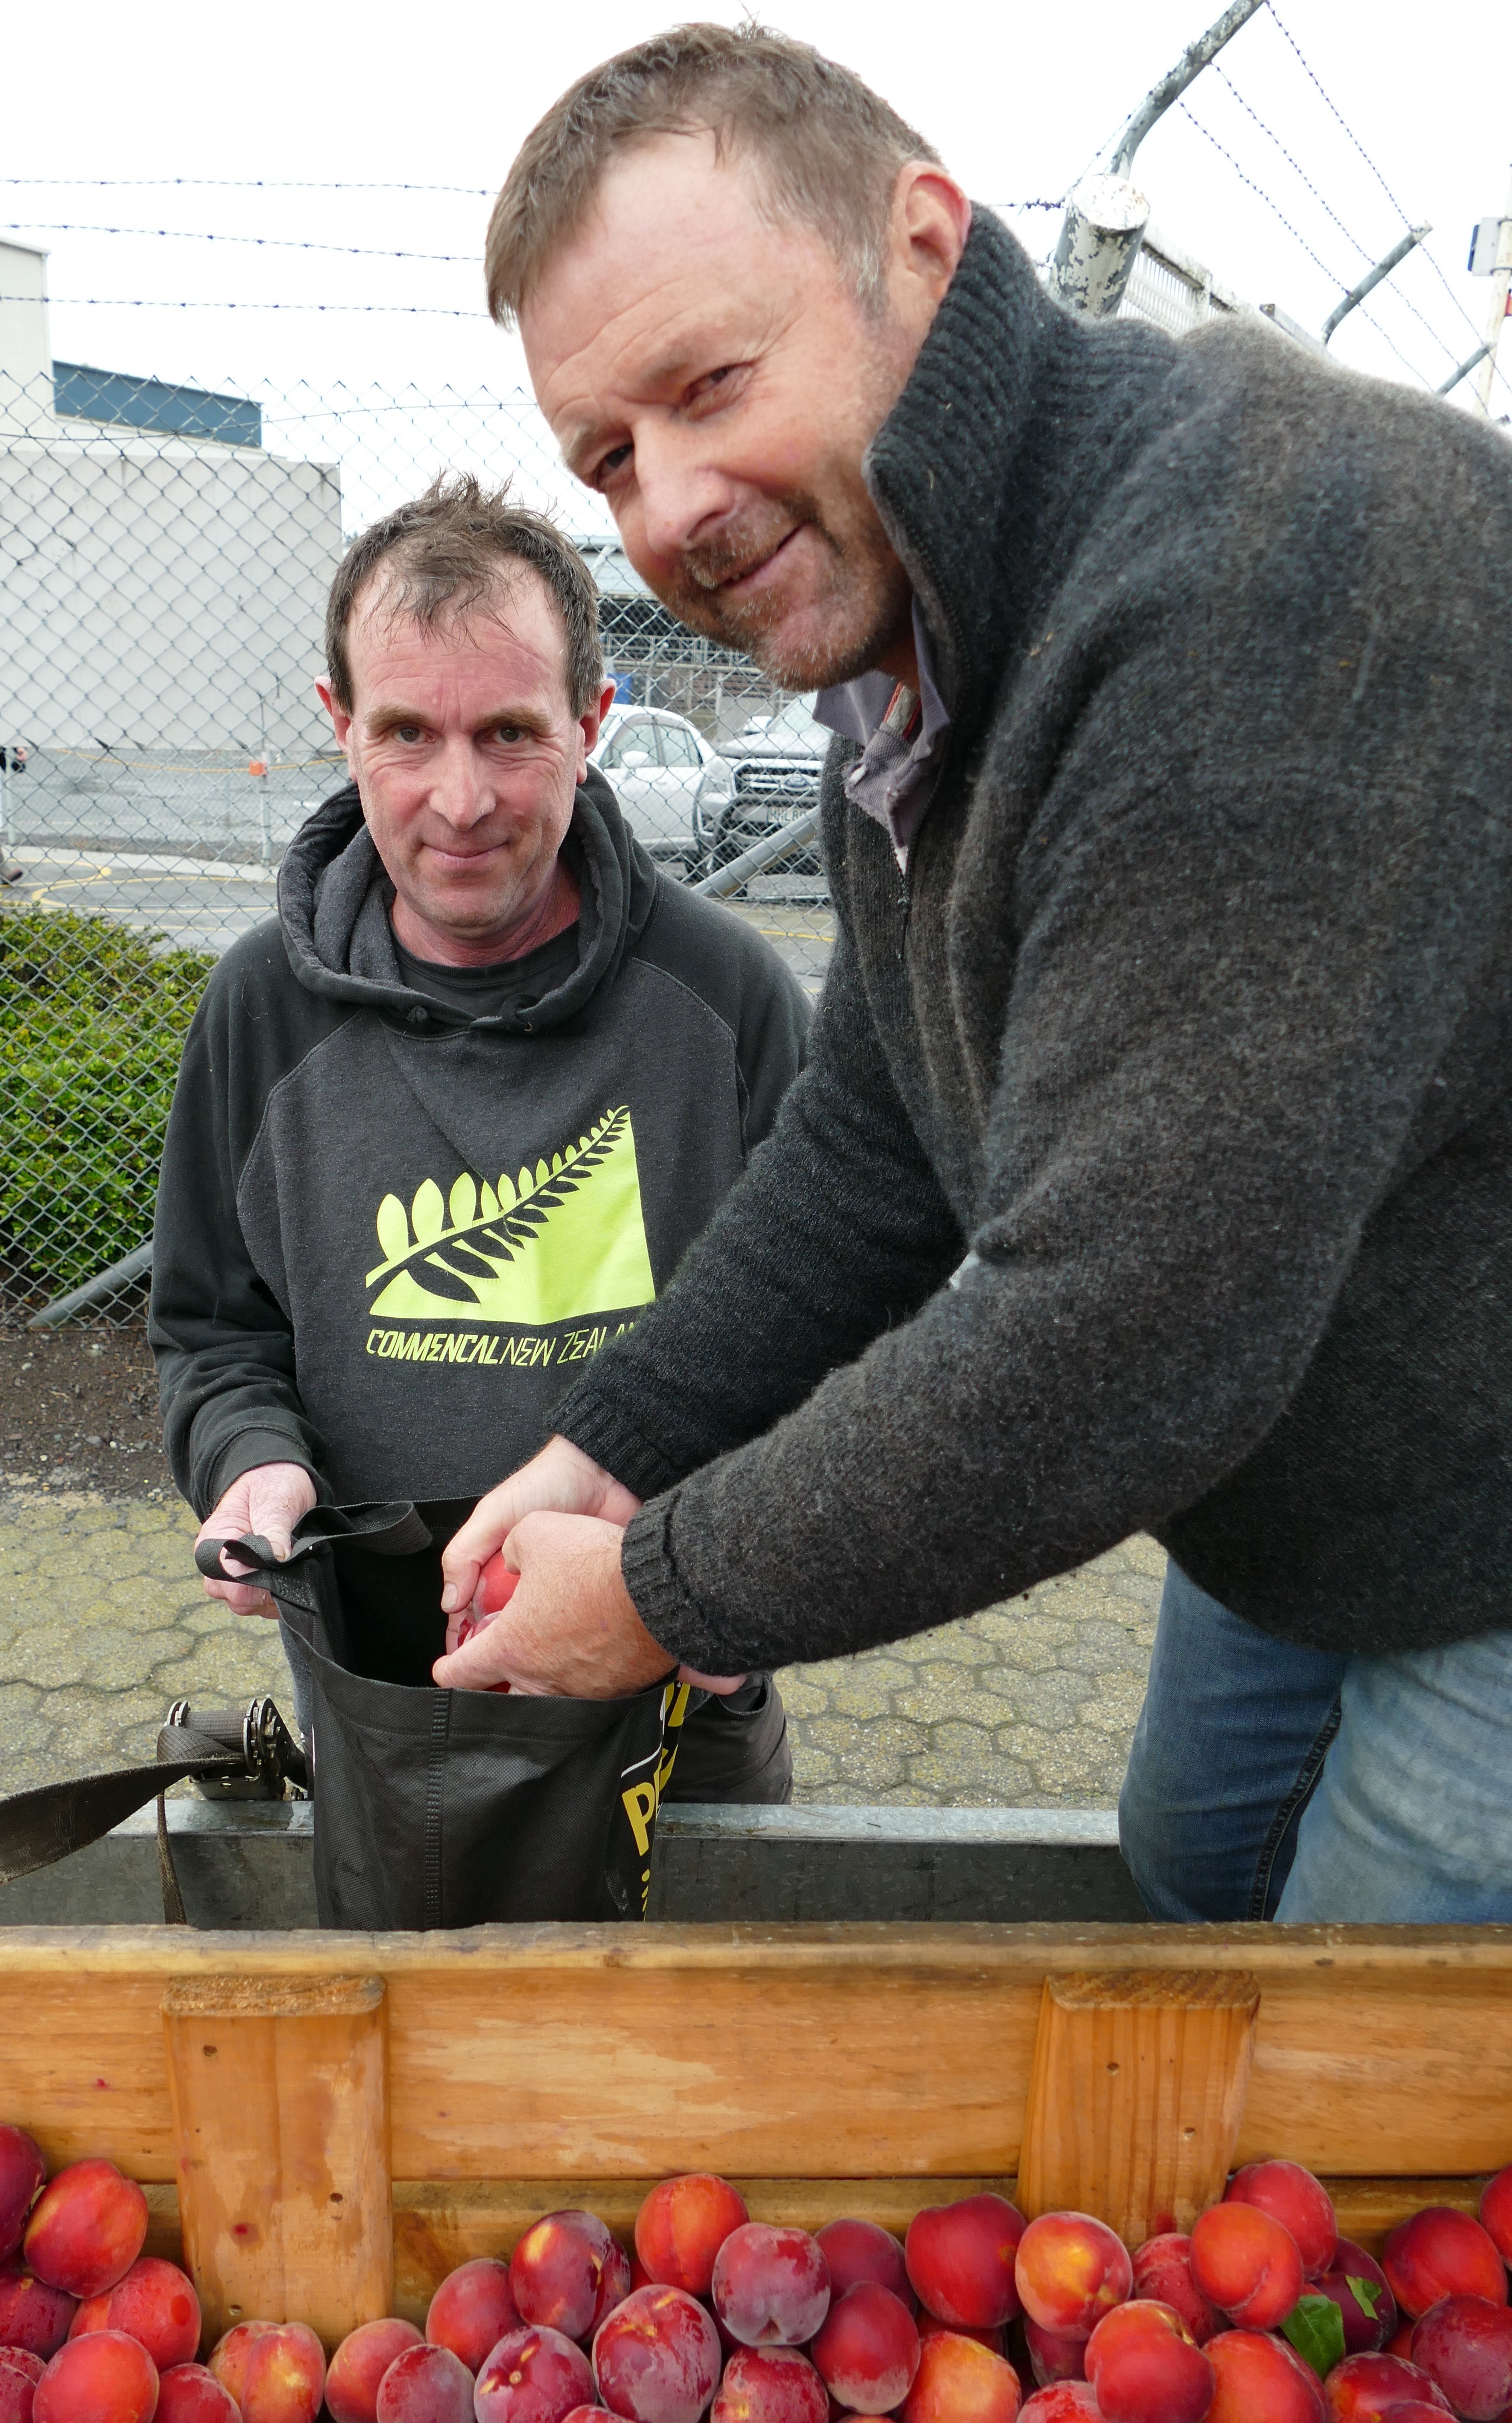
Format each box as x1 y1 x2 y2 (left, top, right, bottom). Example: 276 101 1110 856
813 602 951 869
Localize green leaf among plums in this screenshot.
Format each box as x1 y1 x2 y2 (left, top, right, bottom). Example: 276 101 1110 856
1282 2294 1348 2379
1346 2274 1382 2319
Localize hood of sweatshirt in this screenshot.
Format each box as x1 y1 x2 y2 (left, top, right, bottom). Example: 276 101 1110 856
276 765 659 1036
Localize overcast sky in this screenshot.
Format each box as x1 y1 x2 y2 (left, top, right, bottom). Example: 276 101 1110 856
3 0 1505 528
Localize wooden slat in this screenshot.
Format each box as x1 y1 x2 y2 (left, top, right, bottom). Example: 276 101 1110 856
1325 2176 1491 2256
163 1977 392 2347
0 1926 1508 2186
6 1920 1512 1977
1237 1969 1512 2176
1018 1971 1259 2242
384 1956 1040 2180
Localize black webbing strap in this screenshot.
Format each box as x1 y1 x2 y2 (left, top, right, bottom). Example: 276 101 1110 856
0 1725 249 1888
192 1500 431 1606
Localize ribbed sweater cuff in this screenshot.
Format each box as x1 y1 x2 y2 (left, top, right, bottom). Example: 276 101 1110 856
552 1383 687 1504
206 1427 322 1513
619 1496 723 1673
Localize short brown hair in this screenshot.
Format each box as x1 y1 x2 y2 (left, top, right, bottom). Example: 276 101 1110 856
486 20 940 324
324 472 603 716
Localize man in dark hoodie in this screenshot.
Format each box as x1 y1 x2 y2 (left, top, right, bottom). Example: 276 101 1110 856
149 474 808 1801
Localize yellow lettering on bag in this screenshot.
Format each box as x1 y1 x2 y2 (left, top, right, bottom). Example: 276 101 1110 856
365 1330 383 1355
622 1780 658 1858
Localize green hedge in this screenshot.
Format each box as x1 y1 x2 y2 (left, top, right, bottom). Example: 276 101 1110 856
0 907 215 1298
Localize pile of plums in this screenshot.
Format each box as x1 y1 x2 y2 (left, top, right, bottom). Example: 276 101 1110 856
6 2116 1512 2423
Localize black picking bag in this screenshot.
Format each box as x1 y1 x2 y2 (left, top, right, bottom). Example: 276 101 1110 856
195 1503 685 1930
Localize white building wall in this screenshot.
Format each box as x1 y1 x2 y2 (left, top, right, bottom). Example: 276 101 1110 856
0 247 342 763
0 432 343 758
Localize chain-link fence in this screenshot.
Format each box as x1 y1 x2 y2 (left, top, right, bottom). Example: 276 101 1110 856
0 214 1245 1324
0 364 838 1321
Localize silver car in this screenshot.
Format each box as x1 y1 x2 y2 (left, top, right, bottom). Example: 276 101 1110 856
694 694 829 872
590 707 734 865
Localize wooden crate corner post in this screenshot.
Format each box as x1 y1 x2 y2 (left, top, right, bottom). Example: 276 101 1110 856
1017 1969 1261 2246
162 1975 392 2347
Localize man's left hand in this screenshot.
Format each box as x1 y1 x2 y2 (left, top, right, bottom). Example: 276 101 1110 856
431 1510 747 1699
432 1511 670 1697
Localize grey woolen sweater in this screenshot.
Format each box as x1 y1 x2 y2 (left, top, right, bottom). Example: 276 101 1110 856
550 209 1512 1676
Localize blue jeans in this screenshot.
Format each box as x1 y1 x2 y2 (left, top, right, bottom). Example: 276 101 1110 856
1119 1562 1512 1922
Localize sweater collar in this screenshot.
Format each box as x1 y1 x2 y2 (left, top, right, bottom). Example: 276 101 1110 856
862 209 1092 746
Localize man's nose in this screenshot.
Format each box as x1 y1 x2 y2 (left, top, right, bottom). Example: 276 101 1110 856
631 424 739 567
429 736 494 827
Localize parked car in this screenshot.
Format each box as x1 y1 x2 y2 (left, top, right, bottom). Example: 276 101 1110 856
693 696 830 872
589 707 734 865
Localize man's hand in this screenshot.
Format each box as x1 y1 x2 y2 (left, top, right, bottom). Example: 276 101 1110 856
196 1462 317 1617
434 1503 750 1699
432 1512 674 1697
439 1436 643 1636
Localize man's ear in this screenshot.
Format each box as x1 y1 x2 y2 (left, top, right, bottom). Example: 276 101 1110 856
575 678 620 780
885 165 972 332
315 677 354 758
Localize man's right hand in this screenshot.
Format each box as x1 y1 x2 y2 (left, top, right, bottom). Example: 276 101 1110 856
196 1462 318 1617
440 1436 643 1648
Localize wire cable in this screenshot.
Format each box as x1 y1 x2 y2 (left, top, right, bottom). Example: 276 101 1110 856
1177 102 1348 292
1210 65 1374 264
0 176 494 196
0 293 490 317
1258 8 1508 397
2 220 480 264
1177 100 1471 387
1262 6 1414 224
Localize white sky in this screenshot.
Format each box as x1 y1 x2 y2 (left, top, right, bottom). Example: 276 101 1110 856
2 0 1506 529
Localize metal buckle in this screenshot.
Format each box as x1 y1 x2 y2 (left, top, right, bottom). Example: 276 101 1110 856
168 1696 308 1800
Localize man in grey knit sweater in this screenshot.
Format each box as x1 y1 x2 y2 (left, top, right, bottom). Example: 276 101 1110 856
435 27 1512 1922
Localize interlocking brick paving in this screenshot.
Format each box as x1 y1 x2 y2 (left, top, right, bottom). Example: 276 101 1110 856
0 1485 1162 1806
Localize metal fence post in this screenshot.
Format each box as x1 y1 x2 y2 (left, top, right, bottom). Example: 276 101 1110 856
1474 165 1512 417
1049 0 1265 322
1048 176 1151 318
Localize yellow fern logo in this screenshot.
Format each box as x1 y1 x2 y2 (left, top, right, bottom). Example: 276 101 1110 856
366 1105 656 1325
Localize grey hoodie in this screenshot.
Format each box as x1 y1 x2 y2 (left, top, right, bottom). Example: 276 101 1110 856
151 770 809 1511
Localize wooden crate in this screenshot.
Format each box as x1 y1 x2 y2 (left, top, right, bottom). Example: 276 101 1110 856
4 1922 1511 2347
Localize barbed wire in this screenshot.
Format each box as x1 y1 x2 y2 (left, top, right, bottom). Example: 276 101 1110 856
1210 66 1374 266
1193 80 1462 372
1213 54 1492 379
1177 106 1444 390
1262 7 1415 227
0 293 491 317
1255 4 1502 384
1177 101 1472 391
1176 102 1348 295
2 221 481 264
1417 240 1508 376
0 177 495 196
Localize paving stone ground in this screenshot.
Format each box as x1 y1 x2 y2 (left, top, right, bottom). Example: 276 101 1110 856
0 1486 1165 1806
